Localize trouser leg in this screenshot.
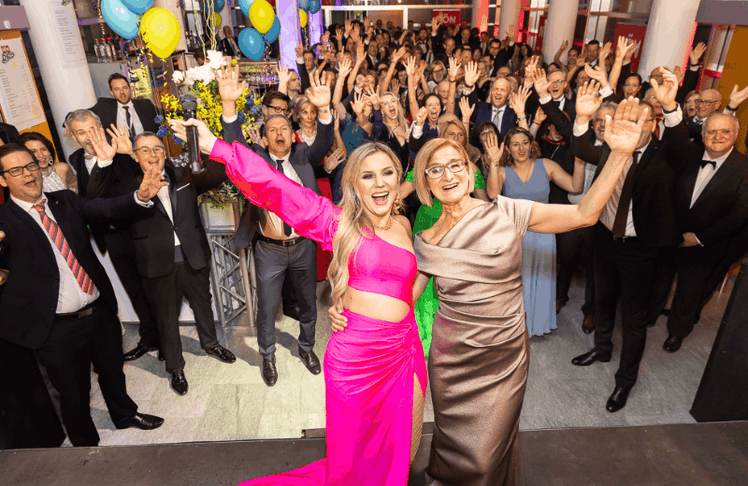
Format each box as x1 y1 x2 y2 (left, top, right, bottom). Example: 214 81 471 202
288 238 318 352
254 240 290 358
179 264 219 349
593 226 620 354
143 268 185 373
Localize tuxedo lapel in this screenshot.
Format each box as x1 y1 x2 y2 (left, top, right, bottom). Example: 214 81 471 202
679 159 701 209
7 199 56 267
691 154 741 210
166 165 178 219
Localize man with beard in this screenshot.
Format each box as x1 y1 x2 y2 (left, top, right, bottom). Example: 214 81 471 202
90 74 159 144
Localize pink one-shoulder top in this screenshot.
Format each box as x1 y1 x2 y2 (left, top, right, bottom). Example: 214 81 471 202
348 232 417 305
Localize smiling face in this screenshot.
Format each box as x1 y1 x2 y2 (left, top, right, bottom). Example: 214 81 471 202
592 106 615 142
437 80 450 105
703 115 738 158
567 49 579 66
24 139 52 169
303 52 315 71
133 135 166 173
425 145 471 206
69 117 101 155
397 69 407 85
623 75 641 98
548 70 567 99
356 151 399 219
262 116 293 158
368 41 378 57
491 78 511 109
425 95 441 121
684 92 699 117
444 38 455 55
507 132 531 164
0 149 43 203
442 123 466 147
109 78 132 105
696 89 722 119
431 63 446 82
381 93 400 121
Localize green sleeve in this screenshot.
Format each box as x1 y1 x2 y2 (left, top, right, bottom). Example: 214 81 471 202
474 169 486 190
405 169 415 183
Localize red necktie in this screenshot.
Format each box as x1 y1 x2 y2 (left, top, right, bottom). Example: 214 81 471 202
654 116 663 140
33 200 94 294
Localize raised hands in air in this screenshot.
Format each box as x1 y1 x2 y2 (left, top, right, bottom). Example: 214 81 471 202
137 164 169 202
649 67 679 112
604 97 650 155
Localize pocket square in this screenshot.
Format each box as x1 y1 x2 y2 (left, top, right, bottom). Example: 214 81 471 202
177 183 191 191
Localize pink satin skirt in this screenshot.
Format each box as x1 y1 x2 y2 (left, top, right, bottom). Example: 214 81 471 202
240 308 427 486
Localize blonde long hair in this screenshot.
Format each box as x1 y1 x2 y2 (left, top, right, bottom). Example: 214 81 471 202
380 91 411 138
328 142 404 308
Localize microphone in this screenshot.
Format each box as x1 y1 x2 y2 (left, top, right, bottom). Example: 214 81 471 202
179 93 202 172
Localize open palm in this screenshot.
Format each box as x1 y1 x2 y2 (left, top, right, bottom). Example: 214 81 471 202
604 98 648 154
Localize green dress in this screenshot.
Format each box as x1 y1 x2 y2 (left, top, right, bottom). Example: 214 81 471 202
406 169 486 357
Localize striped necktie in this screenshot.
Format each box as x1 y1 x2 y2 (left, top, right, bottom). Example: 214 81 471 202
33 200 94 294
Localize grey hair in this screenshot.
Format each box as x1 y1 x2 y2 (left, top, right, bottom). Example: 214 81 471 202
133 131 164 149
64 109 101 138
594 101 619 119
702 113 740 135
261 114 291 138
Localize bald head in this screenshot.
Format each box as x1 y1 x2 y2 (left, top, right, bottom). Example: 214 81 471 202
696 89 723 118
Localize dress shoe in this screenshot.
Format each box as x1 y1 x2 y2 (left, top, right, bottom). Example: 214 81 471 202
606 386 631 413
582 315 595 334
205 345 236 363
170 370 188 395
298 348 321 375
571 349 611 366
115 413 165 430
262 356 278 386
123 342 153 361
663 334 683 353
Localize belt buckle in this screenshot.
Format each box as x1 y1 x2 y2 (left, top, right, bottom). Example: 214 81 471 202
78 306 94 318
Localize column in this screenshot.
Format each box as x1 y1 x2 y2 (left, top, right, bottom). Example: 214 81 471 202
472 0 490 33
19 0 95 159
542 0 580 64
278 0 301 69
154 0 188 54
309 10 323 46
638 0 700 77
498 0 522 42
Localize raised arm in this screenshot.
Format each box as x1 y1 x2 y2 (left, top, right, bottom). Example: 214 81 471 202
349 41 365 94
609 37 635 93
483 133 505 200
333 57 352 109
170 118 340 249
405 57 421 120
527 97 648 234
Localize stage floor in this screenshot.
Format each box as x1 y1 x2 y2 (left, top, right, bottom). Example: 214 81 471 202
2 421 746 485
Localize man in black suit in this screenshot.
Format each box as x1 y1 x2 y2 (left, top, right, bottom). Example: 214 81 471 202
0 143 164 447
571 68 690 413
210 66 333 387
100 132 237 396
90 73 159 144
657 113 748 352
220 26 240 57
365 40 380 71
65 109 161 362
687 86 748 146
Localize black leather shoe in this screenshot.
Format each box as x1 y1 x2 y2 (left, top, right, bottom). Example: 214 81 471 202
606 386 631 413
115 412 165 430
123 342 151 361
582 315 595 334
205 345 236 363
170 370 188 395
663 334 683 353
299 348 321 375
262 356 278 386
571 349 612 366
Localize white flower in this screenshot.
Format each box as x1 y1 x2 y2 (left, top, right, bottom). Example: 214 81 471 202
172 70 185 85
195 64 215 83
207 49 226 70
184 67 198 87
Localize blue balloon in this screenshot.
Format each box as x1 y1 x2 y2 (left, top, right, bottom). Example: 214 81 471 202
263 17 280 44
239 27 265 62
119 0 155 15
309 0 321 14
238 0 255 16
299 0 310 12
101 0 140 40
214 0 225 12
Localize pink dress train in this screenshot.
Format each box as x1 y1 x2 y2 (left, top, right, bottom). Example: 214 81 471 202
210 140 427 486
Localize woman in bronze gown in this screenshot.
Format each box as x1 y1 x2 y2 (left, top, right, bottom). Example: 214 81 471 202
331 94 649 485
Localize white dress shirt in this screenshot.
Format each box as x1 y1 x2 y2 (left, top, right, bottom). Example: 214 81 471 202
155 170 182 247
116 100 145 137
691 148 733 208
491 105 506 132
11 195 99 313
568 138 602 205
84 155 113 175
262 154 302 238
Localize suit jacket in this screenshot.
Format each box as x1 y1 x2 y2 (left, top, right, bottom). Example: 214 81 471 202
222 116 333 249
585 119 691 247
103 157 228 279
89 97 159 142
472 101 517 139
221 36 240 57
0 190 147 349
67 150 132 252
673 149 748 249
540 95 577 204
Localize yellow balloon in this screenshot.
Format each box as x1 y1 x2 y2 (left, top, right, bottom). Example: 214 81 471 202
141 7 181 59
249 0 275 34
299 9 307 28
212 12 222 28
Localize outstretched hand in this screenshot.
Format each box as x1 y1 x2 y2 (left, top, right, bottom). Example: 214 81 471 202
464 61 480 87
306 71 332 109
531 66 550 98
689 42 707 66
604 97 649 155
106 123 133 156
89 126 118 161
728 84 748 110
137 164 168 202
585 64 609 88
484 135 504 167
575 80 603 119
649 67 679 111
216 64 247 105
169 118 219 155
459 96 475 122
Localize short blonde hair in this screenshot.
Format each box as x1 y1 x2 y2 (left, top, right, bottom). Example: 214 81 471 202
294 95 317 121
413 138 472 206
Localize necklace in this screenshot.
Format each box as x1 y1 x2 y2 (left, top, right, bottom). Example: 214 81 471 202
373 217 393 231
300 127 316 145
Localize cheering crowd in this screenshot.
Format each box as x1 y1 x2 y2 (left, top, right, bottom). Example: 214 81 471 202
1 11 748 485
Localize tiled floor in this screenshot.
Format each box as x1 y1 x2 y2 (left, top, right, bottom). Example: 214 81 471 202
69 272 732 447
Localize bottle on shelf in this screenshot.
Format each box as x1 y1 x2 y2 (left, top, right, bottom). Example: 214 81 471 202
94 39 101 62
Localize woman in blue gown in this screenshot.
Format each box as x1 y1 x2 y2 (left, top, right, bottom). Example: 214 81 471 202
486 127 586 336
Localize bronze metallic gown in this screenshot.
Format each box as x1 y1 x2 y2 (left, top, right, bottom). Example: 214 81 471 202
414 196 534 486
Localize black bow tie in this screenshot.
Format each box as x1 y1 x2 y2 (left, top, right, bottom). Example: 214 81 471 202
700 160 716 170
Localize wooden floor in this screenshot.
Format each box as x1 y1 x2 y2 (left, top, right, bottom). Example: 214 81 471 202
3 421 747 485
42 270 732 447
